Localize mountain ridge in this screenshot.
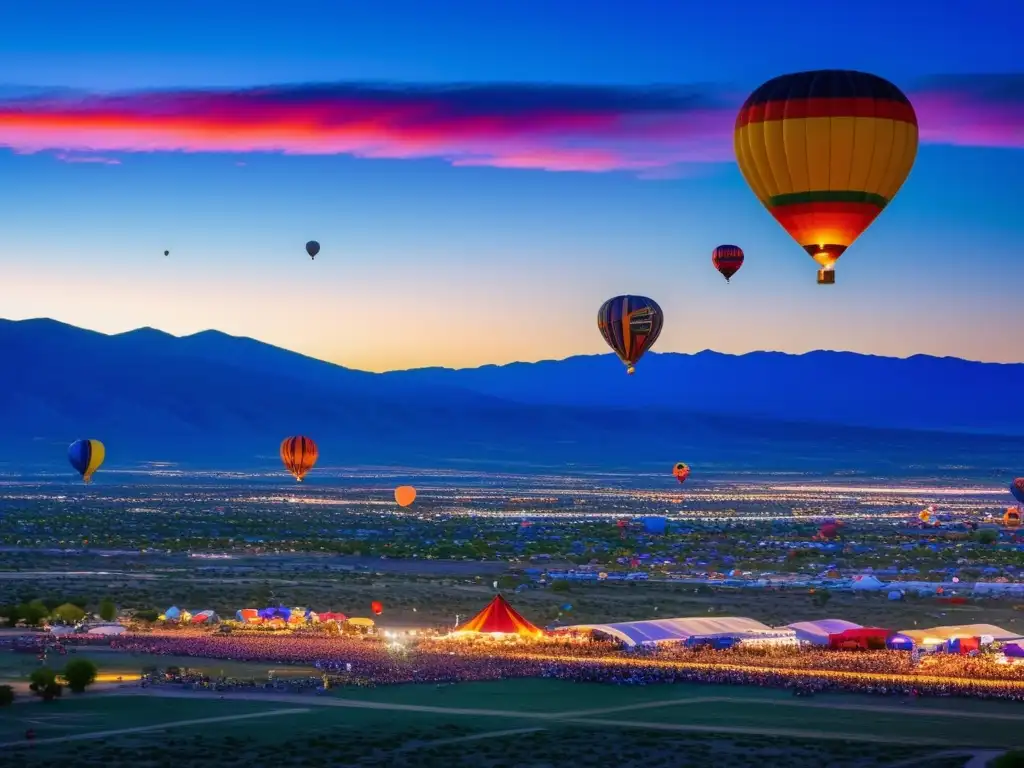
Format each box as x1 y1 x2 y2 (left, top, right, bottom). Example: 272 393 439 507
0 317 1020 474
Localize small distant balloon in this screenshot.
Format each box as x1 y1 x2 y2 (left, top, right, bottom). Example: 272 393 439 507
673 463 690 484
395 486 416 507
68 439 105 484
163 250 169 257
712 245 744 283
305 241 320 260
371 601 383 615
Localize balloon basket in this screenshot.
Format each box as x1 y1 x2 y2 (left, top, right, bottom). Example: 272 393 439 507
817 269 835 285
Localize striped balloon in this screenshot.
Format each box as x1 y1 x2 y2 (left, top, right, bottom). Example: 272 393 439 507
597 295 664 375
68 439 105 484
734 70 918 284
280 436 318 482
712 245 744 282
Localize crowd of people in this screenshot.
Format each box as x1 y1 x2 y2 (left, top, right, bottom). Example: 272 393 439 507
104 628 1024 701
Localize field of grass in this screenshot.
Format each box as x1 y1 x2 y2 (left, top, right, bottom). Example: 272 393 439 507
2 679 1020 766
0 649 318 682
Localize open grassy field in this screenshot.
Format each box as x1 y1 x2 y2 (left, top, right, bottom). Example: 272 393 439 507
0 648 318 683
2 679 1021 767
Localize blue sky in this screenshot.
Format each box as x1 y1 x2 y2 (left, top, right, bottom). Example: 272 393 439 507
0 0 1022 370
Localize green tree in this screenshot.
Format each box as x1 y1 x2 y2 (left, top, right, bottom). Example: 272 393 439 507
550 580 571 593
98 599 117 622
0 684 14 707
62 658 98 694
813 589 833 607
17 600 49 627
133 608 160 622
29 667 62 702
976 529 999 546
52 603 86 624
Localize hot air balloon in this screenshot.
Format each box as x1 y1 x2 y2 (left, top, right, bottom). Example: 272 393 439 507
672 462 690 484
712 245 744 282
1004 509 1021 527
734 70 918 284
597 295 663 375
305 241 320 260
394 486 416 507
163 250 169 257
919 508 933 524
68 439 105 484
370 601 383 616
280 436 318 482
1011 478 1024 506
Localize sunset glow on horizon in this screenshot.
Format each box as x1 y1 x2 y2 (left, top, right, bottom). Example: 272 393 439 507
0 1 1022 371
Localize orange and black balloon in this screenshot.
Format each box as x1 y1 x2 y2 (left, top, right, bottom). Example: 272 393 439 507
672 462 690 484
712 245 744 282
280 436 318 482
734 70 918 284
597 295 663 375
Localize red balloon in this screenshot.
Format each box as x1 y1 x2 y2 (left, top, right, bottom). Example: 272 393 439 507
370 601 383 616
712 245 744 282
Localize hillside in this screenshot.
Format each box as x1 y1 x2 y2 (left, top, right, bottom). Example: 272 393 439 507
383 351 1024 435
0 318 1019 475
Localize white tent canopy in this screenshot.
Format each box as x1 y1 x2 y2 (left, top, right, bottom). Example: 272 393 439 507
786 619 862 645
558 616 796 648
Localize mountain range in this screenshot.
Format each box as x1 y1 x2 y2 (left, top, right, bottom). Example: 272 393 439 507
1 318 1021 476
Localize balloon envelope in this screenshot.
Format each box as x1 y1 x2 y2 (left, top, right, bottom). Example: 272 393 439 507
1011 478 1024 505
395 486 417 507
305 241 320 259
672 462 690 484
68 439 105 483
370 601 383 615
734 70 918 284
280 436 318 482
597 295 663 374
712 245 744 282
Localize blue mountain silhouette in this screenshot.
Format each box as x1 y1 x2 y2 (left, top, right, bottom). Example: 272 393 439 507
0 318 1019 476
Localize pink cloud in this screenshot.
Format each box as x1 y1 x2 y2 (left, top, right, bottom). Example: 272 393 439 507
909 75 1024 149
0 82 736 174
0 76 1020 175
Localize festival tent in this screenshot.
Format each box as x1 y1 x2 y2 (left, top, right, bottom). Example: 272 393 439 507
85 624 125 636
850 575 887 591
887 634 914 650
317 612 348 623
786 619 861 645
454 595 543 637
947 636 981 654
827 627 891 650
1003 643 1024 658
559 617 796 649
899 624 1024 648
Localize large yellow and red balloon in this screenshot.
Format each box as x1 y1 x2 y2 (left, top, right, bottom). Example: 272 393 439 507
734 70 918 284
280 436 318 482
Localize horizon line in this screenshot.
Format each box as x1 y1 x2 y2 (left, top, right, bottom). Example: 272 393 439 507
3 315 1021 372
